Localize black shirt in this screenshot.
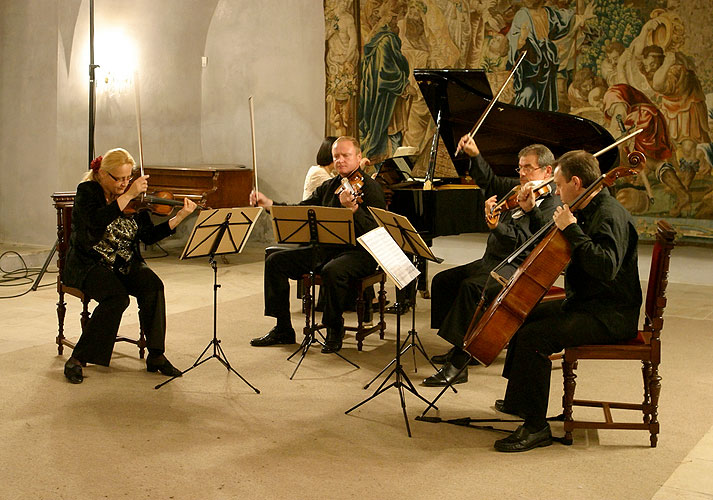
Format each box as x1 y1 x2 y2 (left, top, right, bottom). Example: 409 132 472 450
561 188 642 338
469 154 560 266
298 169 387 238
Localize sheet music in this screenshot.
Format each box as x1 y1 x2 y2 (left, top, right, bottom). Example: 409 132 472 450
357 227 420 289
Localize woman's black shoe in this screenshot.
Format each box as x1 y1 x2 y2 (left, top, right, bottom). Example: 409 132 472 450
146 355 183 377
64 359 84 384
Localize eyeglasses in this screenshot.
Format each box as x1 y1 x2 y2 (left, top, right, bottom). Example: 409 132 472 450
106 171 133 183
515 165 544 174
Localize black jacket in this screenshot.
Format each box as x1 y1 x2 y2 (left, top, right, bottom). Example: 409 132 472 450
469 154 560 266
295 169 387 238
561 188 642 338
64 181 174 288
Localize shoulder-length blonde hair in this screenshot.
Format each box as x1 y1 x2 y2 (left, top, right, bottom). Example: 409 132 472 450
82 148 136 182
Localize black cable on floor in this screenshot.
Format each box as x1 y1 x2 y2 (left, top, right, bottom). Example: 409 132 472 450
0 251 56 299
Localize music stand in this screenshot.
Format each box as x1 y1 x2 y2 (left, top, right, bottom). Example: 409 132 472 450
270 205 360 379
362 207 447 389
155 206 263 391
345 225 427 437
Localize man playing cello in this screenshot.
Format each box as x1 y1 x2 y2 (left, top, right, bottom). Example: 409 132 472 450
493 150 641 452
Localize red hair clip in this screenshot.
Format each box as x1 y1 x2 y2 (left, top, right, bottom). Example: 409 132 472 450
90 156 103 171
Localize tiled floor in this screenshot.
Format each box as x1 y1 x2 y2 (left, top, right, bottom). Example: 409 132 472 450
1 233 712 498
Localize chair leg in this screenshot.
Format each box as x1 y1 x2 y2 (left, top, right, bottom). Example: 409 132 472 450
648 362 661 448
56 291 67 355
562 357 577 445
138 328 146 359
80 298 90 330
641 361 652 424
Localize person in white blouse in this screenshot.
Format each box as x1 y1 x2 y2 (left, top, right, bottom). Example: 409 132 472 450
302 137 338 200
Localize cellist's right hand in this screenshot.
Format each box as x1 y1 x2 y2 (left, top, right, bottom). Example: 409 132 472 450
250 189 272 208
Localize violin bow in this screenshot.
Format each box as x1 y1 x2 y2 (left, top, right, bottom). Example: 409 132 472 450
249 95 259 195
133 70 146 201
455 51 527 156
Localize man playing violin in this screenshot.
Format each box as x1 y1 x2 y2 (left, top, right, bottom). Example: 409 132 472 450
249 136 386 353
423 135 560 387
63 148 197 384
493 150 641 452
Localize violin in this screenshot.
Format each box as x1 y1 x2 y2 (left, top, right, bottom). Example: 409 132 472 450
123 190 186 215
485 178 555 225
335 168 364 203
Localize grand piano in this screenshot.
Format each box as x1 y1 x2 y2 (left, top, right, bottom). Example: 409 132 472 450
382 69 618 298
385 68 619 240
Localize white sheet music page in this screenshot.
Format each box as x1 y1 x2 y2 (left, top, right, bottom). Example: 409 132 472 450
357 226 420 289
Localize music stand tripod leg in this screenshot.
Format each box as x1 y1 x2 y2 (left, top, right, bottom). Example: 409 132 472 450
419 354 471 416
156 233 260 393
346 301 432 437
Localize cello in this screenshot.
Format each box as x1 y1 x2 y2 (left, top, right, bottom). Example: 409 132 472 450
462 149 645 366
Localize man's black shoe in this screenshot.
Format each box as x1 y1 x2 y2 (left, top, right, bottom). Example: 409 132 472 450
385 302 410 315
494 424 552 452
422 361 468 387
494 399 525 418
250 326 296 347
431 347 480 366
321 326 343 353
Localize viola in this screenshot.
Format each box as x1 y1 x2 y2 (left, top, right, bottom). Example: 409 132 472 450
485 178 555 226
335 168 364 203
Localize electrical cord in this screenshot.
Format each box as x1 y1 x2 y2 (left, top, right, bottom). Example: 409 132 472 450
0 251 57 299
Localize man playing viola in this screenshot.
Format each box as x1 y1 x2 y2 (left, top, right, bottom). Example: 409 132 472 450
423 135 560 387
249 136 386 353
493 150 641 452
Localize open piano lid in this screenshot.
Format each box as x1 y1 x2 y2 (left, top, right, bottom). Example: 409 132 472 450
414 68 619 178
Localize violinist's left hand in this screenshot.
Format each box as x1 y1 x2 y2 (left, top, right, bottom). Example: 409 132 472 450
517 183 536 212
553 205 576 230
339 188 359 213
169 197 198 229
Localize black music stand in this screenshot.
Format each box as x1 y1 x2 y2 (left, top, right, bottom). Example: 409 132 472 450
363 207 445 389
155 207 263 391
345 226 427 437
270 205 360 379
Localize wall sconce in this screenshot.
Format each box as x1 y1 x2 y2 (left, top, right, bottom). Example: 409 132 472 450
94 28 137 97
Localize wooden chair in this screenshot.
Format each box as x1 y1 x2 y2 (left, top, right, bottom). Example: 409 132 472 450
301 271 387 351
51 192 146 358
561 219 676 447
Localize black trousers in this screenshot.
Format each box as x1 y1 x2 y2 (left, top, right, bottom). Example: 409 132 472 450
501 300 613 428
72 261 167 366
264 245 377 330
431 258 514 347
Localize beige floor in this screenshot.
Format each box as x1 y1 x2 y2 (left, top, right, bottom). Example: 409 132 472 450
1 233 712 499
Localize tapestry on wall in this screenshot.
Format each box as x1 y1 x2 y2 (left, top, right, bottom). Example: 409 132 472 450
323 0 713 242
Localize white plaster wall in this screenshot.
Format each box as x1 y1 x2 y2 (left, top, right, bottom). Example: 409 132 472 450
0 0 325 246
0 0 60 246
201 0 326 202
